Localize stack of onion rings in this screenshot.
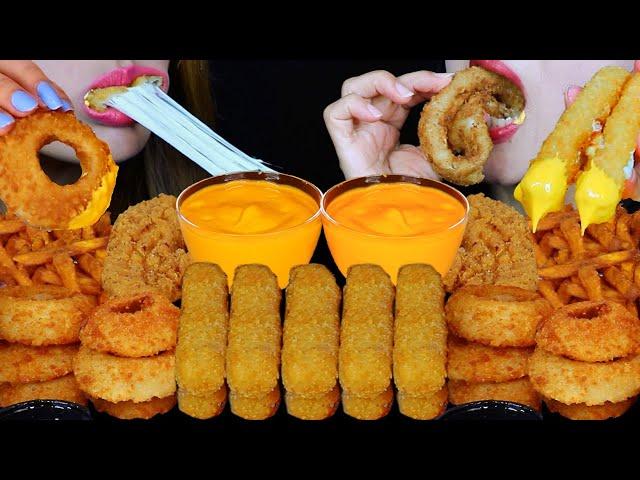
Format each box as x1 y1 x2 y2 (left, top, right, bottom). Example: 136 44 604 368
0 111 118 230
418 66 525 186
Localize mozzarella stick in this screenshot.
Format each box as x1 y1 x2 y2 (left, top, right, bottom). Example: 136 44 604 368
176 263 229 399
178 385 227 420
230 387 281 420
226 265 282 397
397 387 448 420
342 386 394 420
282 264 340 397
339 264 394 397
393 264 447 396
285 385 340 420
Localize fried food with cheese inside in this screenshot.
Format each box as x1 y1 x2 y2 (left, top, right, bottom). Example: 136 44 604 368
444 194 537 293
102 194 189 302
397 386 448 420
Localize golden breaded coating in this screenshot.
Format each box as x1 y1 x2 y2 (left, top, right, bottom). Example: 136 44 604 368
444 194 537 292
528 348 640 406
73 346 176 403
102 194 190 302
226 265 281 397
0 286 96 346
0 343 77 383
178 386 227 420
282 264 340 397
448 378 541 411
176 263 229 395
0 374 87 407
397 386 448 420
339 265 394 397
447 336 532 383
285 385 340 420
342 386 394 420
544 396 637 421
80 292 179 357
229 387 280 420
393 264 447 396
92 394 176 420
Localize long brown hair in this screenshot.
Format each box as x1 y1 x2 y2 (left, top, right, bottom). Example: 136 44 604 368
109 60 214 216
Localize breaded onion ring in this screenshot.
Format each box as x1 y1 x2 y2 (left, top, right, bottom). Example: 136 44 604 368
0 286 96 346
544 396 636 421
445 285 551 347
91 394 176 420
397 386 448 420
536 301 640 362
448 378 541 411
528 348 640 406
418 66 524 186
447 335 532 383
0 374 87 407
79 292 179 358
0 343 77 383
0 111 118 230
73 346 176 403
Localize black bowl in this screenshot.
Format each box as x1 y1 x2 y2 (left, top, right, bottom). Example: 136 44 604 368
0 400 93 421
438 401 542 421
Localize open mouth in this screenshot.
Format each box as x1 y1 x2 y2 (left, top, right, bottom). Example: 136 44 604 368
82 65 169 127
470 60 527 144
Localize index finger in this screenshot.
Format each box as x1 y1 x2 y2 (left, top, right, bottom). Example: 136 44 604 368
396 71 453 108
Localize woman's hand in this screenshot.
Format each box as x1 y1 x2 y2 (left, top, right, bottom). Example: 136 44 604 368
0 60 72 135
564 60 640 201
323 70 452 179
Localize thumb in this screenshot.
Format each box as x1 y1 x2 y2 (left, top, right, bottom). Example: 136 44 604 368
564 85 582 108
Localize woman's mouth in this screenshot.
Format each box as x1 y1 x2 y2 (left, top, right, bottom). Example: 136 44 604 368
470 60 526 144
82 66 170 127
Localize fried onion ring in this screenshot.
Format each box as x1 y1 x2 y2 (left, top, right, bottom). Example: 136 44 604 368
528 348 640 405
445 285 551 347
544 396 636 421
0 342 77 383
91 394 177 420
536 301 640 362
73 346 176 403
446 335 532 383
0 111 118 230
0 374 87 407
448 378 541 411
79 292 180 358
418 66 525 186
0 285 96 346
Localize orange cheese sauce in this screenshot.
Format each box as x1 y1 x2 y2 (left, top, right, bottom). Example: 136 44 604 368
326 183 466 236
178 179 322 289
180 180 319 234
322 182 467 283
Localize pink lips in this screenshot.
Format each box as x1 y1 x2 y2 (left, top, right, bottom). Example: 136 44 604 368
470 60 526 144
82 65 170 127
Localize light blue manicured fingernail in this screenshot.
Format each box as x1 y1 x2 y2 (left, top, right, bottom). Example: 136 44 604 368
0 112 14 128
11 90 38 112
36 81 63 110
61 99 73 112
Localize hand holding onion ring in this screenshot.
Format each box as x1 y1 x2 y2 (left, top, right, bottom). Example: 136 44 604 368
0 110 118 230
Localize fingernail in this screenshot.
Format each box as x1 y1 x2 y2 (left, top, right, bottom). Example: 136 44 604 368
367 104 383 118
0 112 14 128
434 72 455 78
36 81 63 110
60 99 73 112
564 85 581 105
11 91 38 112
395 81 414 98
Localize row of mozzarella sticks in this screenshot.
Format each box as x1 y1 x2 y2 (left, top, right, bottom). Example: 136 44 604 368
176 262 447 420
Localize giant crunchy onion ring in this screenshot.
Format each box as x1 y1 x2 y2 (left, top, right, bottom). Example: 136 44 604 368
0 111 118 230
536 301 640 362
91 394 177 420
418 66 524 186
544 396 636 421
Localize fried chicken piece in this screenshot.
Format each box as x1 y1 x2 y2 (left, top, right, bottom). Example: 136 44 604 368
102 194 190 302
444 193 537 292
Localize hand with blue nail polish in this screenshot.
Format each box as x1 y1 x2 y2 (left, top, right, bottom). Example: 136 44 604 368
0 60 73 135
